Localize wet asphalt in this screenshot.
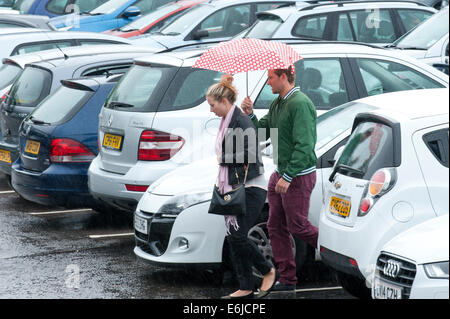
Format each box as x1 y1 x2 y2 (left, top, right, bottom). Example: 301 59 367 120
0 172 354 300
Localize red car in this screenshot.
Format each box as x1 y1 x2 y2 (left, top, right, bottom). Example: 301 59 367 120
103 0 207 38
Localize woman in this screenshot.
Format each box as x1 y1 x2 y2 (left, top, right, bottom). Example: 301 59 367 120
206 75 276 299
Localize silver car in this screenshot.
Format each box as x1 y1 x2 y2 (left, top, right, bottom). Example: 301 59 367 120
237 0 437 46
87 41 448 214
0 28 133 60
0 44 156 177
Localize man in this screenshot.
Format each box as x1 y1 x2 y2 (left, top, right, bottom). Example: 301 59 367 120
241 66 318 292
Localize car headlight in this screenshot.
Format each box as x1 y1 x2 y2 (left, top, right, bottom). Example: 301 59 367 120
157 191 211 216
424 261 449 279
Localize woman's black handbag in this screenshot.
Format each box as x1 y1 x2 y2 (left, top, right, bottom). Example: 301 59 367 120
208 167 248 216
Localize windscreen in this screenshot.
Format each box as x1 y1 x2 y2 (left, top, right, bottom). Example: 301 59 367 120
158 4 212 35
120 3 181 32
29 84 93 124
242 15 283 39
6 66 51 107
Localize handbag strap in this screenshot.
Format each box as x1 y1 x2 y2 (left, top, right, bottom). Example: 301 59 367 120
235 165 249 185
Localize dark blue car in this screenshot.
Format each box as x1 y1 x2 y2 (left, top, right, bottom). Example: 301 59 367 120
11 0 107 17
11 75 121 209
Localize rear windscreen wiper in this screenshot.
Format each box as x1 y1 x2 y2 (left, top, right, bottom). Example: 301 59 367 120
329 164 364 182
108 101 134 109
29 116 50 125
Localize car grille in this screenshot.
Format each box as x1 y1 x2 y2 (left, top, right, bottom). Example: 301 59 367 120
135 210 175 257
376 253 417 299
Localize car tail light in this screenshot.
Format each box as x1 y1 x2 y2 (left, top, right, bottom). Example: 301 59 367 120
125 184 149 192
1 91 8 103
358 168 397 217
50 138 96 163
138 130 184 161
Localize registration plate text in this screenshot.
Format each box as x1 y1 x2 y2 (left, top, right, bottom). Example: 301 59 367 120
0 149 11 163
102 133 122 150
134 215 148 234
374 278 402 299
25 140 41 155
329 196 351 218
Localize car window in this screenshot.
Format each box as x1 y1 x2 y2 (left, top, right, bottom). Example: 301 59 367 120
120 3 181 32
12 41 73 56
316 102 377 150
159 68 223 111
349 9 395 43
198 4 251 39
28 84 93 125
90 0 129 14
159 4 212 35
355 58 445 96
392 8 448 50
336 121 396 180
46 0 70 14
6 66 52 107
396 9 433 33
422 128 449 168
292 13 328 39
12 0 34 13
254 58 349 110
78 39 126 46
73 0 108 13
0 22 26 28
133 0 165 15
81 63 132 76
337 13 354 41
242 14 283 39
145 8 185 33
104 64 178 112
0 62 21 89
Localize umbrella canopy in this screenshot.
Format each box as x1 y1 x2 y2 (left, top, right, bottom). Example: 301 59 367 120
193 38 302 75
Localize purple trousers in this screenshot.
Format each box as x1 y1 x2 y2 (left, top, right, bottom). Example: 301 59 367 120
267 171 318 285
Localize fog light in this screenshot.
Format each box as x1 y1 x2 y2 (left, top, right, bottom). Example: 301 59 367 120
178 238 189 250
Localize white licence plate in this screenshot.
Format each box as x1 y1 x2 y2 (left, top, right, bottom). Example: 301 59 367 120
134 215 148 234
374 278 402 299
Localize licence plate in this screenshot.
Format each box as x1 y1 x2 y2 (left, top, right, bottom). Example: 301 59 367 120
374 278 402 299
329 196 351 218
134 215 148 234
25 140 40 155
102 133 123 150
0 149 11 163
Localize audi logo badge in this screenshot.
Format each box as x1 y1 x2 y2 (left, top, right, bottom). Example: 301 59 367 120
383 259 402 278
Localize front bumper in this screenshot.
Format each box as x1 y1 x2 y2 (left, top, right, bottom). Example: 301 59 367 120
134 200 227 266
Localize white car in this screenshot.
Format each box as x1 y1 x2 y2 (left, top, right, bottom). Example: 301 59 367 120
132 88 449 275
318 88 449 299
387 6 449 74
88 41 449 214
372 214 449 299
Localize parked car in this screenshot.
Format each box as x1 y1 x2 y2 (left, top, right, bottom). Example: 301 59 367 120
236 1 436 46
318 88 449 298
88 41 448 214
0 45 156 178
132 88 449 275
130 0 299 51
11 74 125 209
373 214 449 299
11 0 107 17
0 13 55 29
0 29 132 60
387 5 449 74
49 0 173 32
103 0 207 38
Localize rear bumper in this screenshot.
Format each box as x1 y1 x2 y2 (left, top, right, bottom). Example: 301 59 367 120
11 161 95 208
320 246 366 279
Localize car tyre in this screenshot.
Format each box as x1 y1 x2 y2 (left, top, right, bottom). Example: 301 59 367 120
336 271 372 299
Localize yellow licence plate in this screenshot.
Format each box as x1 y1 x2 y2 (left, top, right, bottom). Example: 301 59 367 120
25 140 40 155
329 196 351 218
102 133 123 150
0 149 11 163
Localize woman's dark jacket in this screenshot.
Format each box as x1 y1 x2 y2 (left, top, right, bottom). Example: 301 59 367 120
220 107 264 185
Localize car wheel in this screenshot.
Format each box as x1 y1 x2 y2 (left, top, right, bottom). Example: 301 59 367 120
336 271 372 299
248 222 309 280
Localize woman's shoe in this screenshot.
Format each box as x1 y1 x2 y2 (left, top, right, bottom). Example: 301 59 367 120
221 292 255 299
256 268 277 299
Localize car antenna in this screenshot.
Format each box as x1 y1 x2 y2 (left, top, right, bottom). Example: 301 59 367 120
40 30 69 60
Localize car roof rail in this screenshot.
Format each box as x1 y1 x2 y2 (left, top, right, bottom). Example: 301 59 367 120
298 0 426 11
270 39 383 49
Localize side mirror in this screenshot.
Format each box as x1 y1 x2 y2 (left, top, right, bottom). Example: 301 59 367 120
192 29 209 40
122 6 141 19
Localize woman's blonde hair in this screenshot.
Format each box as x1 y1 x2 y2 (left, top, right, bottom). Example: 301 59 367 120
206 74 238 105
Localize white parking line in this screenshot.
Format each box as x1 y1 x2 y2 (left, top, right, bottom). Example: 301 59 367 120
88 232 134 239
0 190 15 194
29 208 93 216
294 286 343 293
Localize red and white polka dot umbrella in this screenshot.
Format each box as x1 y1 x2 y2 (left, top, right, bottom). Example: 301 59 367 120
193 38 302 75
